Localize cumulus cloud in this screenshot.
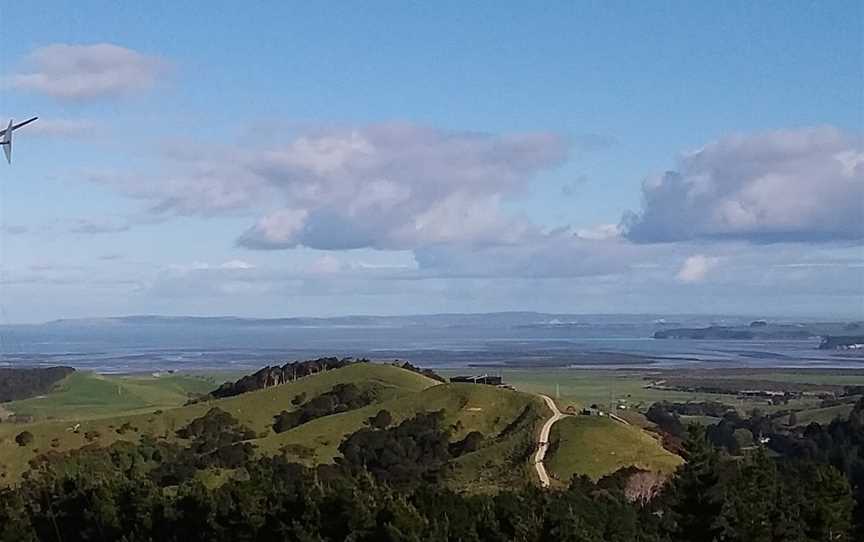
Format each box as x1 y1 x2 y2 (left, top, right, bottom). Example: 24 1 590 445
93 123 568 250
6 43 166 100
622 126 864 243
675 255 720 283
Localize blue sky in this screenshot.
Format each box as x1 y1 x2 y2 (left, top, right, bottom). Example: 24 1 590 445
0 1 861 322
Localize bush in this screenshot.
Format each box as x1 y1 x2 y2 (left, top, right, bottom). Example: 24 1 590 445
115 422 136 435
281 443 315 460
450 431 484 456
338 410 452 486
274 384 378 433
15 431 34 447
368 409 393 429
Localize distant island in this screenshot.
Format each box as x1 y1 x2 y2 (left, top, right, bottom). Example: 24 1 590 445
654 322 816 340
819 336 864 350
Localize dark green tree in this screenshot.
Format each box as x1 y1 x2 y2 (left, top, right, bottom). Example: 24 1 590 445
665 424 724 542
716 448 778 542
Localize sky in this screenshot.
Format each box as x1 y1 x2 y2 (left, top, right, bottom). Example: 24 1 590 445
0 1 861 323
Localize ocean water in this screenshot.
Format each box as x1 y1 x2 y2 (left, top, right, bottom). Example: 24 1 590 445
0 317 860 373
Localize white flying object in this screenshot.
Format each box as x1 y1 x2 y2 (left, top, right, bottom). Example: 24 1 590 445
0 117 38 164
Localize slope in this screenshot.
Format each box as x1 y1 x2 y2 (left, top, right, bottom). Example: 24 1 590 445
3 372 216 421
0 363 437 483
545 415 682 483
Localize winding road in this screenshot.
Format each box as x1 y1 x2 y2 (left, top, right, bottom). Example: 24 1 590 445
534 394 566 487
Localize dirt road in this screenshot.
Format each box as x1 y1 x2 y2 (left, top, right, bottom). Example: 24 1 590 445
534 394 565 487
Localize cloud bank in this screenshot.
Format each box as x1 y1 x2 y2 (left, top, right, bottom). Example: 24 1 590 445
622 126 864 243
69 121 862 318
95 123 569 250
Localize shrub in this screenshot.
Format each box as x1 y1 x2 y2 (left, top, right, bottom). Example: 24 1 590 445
368 409 393 429
450 431 484 456
274 384 378 433
15 431 34 447
281 444 315 460
116 422 136 435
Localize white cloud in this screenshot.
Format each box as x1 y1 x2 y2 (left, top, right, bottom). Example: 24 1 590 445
237 209 309 249
676 255 720 283
622 126 864 243
220 260 255 270
92 123 569 250
6 43 167 100
575 223 621 240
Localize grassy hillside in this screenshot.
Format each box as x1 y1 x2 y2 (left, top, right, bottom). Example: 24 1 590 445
0 363 438 482
3 372 216 421
0 363 546 491
262 381 546 491
790 403 855 426
545 416 682 483
0 362 689 492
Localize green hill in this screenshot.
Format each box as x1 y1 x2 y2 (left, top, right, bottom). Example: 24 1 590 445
0 364 439 483
789 403 855 426
2 363 669 493
545 415 682 483
3 372 216 421
263 381 546 491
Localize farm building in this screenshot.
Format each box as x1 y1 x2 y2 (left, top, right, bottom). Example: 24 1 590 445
450 374 503 386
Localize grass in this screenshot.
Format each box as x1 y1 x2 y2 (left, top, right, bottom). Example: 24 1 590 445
14 363 852 491
0 363 438 483
447 393 546 492
545 416 682 482
789 403 855 426
488 369 745 412
253 379 549 492
263 382 538 462
0 364 544 492
4 372 216 421
492 369 837 415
